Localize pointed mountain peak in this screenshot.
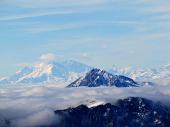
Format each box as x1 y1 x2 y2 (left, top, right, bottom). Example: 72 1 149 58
68 68 138 87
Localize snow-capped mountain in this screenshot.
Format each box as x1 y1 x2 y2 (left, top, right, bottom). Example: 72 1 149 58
68 68 139 87
109 64 170 83
0 60 92 85
53 97 170 127
1 60 170 86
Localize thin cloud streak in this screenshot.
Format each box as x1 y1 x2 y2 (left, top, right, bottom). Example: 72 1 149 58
2 0 108 8
0 10 76 21
25 20 147 34
25 20 169 34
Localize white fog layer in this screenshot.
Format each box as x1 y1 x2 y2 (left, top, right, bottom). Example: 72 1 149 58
0 84 170 127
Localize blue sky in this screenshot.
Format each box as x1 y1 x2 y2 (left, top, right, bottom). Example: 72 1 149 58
0 0 170 76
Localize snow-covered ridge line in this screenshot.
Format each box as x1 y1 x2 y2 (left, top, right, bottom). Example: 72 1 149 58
0 60 92 85
109 64 170 84
1 60 170 86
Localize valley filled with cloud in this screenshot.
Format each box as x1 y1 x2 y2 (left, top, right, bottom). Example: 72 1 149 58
0 84 170 127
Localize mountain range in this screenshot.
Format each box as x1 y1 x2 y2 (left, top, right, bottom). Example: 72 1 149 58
1 60 170 86
109 64 170 82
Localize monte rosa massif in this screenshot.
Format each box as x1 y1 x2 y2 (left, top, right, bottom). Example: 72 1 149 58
1 60 170 87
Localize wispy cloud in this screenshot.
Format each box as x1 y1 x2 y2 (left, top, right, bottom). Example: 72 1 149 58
3 0 107 8
25 20 146 34
0 0 109 21
25 22 84 33
0 10 76 21
0 0 170 71
143 1 170 13
40 53 57 63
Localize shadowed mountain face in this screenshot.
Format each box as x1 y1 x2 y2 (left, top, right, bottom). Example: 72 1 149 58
53 97 170 127
68 68 139 87
1 97 170 127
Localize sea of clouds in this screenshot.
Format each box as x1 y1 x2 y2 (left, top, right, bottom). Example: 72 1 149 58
0 84 170 127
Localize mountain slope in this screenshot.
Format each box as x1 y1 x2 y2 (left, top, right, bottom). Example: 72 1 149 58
0 60 92 85
109 64 170 82
68 68 138 87
53 97 170 127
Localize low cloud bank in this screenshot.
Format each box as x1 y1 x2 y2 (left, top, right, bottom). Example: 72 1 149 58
0 85 170 127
